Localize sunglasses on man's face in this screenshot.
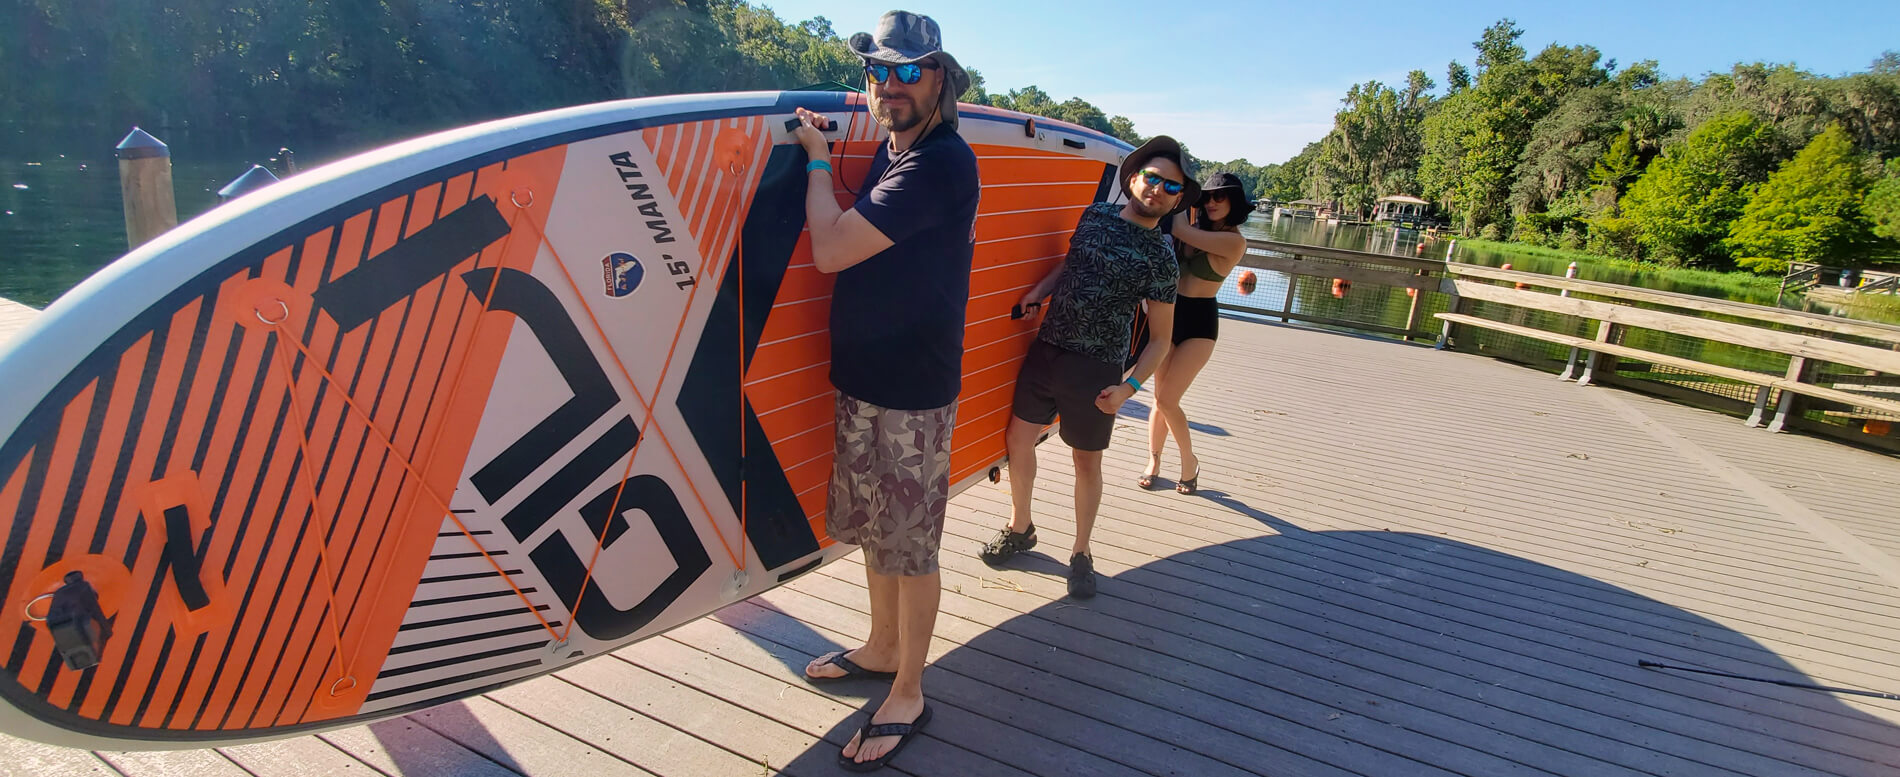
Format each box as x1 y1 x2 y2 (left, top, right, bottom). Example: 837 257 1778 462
865 60 940 85
1140 170 1185 196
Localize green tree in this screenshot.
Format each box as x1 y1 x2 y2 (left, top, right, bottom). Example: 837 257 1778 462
1724 125 1879 272
1620 111 1776 266
1868 159 1900 243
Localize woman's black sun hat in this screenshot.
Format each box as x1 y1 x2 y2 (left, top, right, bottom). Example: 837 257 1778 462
1197 171 1256 226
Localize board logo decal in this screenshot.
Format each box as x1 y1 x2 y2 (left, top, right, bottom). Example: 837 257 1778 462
601 252 645 298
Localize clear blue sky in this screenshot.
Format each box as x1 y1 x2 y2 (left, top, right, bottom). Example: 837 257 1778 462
758 0 1899 165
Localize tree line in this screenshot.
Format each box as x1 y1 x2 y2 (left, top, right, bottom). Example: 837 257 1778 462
7 1 1286 215
1274 20 1900 272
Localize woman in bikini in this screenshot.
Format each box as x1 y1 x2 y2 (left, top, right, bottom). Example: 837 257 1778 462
1138 172 1253 494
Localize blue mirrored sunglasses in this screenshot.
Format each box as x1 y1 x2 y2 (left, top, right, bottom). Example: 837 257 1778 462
1140 170 1186 195
865 60 940 85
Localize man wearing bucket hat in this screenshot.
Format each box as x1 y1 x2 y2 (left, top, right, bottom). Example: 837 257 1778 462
980 136 1197 599
788 9 977 773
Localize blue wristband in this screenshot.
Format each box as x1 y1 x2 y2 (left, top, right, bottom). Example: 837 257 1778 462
806 159 832 174
1124 377 1142 392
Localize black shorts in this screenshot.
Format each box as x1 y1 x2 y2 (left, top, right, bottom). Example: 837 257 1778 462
1172 295 1220 344
1011 339 1122 452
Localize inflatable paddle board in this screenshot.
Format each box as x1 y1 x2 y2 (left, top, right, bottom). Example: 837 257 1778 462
0 90 1131 749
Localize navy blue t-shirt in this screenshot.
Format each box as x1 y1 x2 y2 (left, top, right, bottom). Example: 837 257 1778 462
828 123 981 410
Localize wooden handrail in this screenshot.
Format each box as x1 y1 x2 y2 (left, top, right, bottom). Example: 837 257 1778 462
1245 238 1445 272
1450 280 1900 374
1447 261 1900 342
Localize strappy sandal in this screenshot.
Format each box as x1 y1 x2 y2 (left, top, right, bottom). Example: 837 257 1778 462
805 650 897 683
1176 467 1200 495
1137 453 1164 490
840 704 934 772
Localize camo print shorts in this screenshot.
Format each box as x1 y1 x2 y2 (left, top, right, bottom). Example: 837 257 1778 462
825 392 956 576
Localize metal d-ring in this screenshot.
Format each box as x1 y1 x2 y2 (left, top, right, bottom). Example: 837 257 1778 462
510 188 534 209
330 675 358 696
254 298 290 326
23 593 55 622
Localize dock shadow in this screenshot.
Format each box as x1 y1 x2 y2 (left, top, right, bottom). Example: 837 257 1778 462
767 506 1900 776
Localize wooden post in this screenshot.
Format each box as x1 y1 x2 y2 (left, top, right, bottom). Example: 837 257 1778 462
1746 385 1773 427
1279 255 1300 323
1558 262 1582 380
1435 285 1464 350
117 127 178 249
1402 269 1425 341
1577 321 1619 387
1769 356 1813 433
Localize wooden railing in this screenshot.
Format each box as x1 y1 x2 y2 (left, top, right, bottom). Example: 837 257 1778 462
1231 238 1445 340
1435 262 1900 447
1208 244 1900 450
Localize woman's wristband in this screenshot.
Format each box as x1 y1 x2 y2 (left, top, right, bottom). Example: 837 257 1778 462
1124 377 1142 393
806 159 832 174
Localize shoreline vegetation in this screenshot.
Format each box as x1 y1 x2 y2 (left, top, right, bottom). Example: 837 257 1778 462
1268 20 1900 278
1457 238 1785 298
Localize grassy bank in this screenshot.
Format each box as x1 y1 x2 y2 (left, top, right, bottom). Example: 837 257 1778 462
1458 238 1784 298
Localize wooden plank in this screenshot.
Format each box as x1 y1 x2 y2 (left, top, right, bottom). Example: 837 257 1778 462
483 666 774 777
407 697 654 777
1248 239 1446 272
626 625 1047 777
1227 305 1426 339
1449 280 1900 374
1237 254 1442 291
1447 262 1900 341
217 735 376 777
0 732 119 776
0 297 39 347
703 597 1260 777
906 518 1865 777
1436 313 1900 416
321 716 525 777
96 749 250 777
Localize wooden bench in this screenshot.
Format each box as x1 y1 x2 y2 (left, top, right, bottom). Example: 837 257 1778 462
1433 263 1900 433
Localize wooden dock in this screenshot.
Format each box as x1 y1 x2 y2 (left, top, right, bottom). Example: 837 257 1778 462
0 297 36 346
4 306 1900 776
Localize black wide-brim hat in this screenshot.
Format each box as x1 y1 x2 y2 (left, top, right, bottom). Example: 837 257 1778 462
1198 171 1256 222
849 11 971 130
1117 136 1200 215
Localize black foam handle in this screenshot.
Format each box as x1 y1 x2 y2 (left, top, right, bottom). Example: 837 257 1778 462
1011 302 1041 320
162 505 211 610
784 116 837 132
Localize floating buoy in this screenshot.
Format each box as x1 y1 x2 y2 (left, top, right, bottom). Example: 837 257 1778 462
1331 278 1351 299
1237 270 1257 295
1866 420 1893 437
1406 287 1417 298
1501 263 1528 290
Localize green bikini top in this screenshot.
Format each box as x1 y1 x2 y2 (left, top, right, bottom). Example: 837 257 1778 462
1177 242 1228 282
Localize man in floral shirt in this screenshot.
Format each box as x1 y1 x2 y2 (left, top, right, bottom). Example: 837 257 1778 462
979 136 1197 599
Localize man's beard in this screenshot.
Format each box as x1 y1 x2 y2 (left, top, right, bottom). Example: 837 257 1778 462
1127 196 1172 220
871 95 928 133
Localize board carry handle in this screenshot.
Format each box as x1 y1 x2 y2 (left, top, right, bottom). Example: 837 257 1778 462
1011 301 1042 320
784 116 837 133
160 505 212 610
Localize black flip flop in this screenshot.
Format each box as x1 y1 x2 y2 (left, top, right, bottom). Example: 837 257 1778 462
805 650 897 683
839 704 934 772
